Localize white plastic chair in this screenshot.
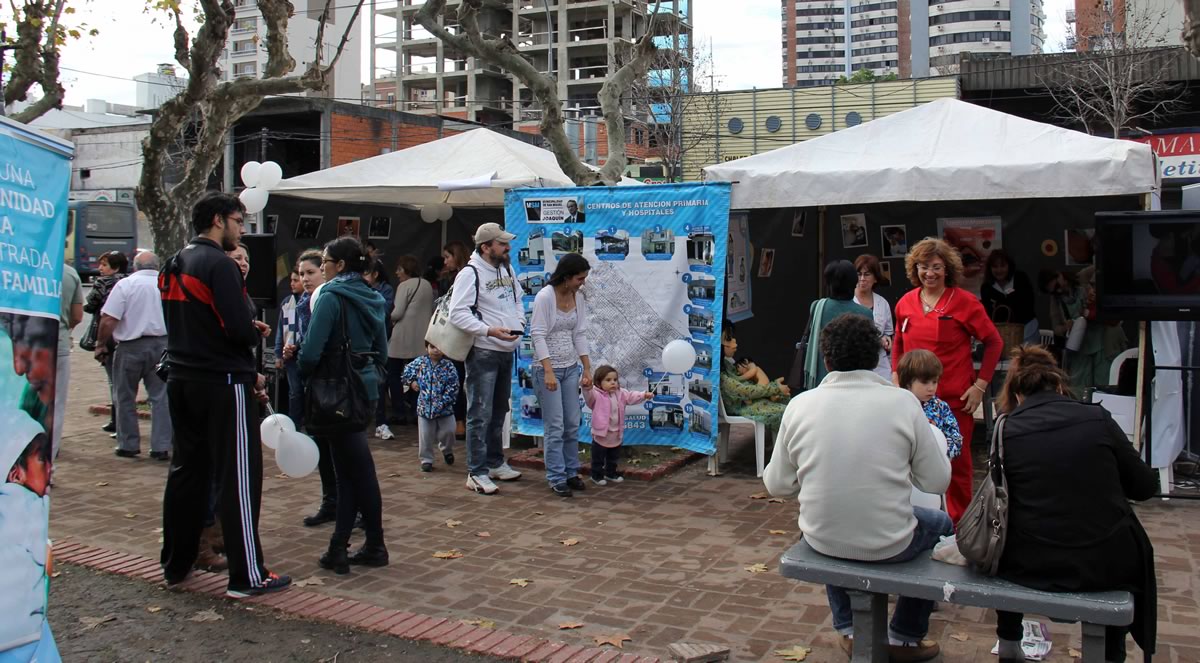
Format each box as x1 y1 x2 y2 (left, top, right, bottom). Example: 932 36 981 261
1092 391 1136 442
712 397 767 477
1038 329 1054 347
1109 348 1139 387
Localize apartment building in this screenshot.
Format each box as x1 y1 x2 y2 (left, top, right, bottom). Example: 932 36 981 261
220 0 362 102
1066 0 1185 50
369 0 692 147
782 0 1046 85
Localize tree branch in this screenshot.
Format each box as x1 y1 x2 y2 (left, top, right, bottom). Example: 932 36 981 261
259 0 298 78
597 0 662 184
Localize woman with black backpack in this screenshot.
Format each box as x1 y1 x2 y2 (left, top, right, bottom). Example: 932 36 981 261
298 237 389 574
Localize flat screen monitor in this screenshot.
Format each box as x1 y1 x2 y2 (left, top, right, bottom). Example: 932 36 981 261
1095 210 1200 321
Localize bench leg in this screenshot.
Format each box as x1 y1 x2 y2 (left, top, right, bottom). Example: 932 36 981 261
1080 622 1106 662
848 591 889 663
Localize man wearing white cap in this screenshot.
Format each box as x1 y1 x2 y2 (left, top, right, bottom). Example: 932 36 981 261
449 222 526 495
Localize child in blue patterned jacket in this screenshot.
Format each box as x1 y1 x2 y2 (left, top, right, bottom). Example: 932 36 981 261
403 342 460 472
897 349 963 460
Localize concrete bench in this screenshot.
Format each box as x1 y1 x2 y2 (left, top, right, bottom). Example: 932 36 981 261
779 539 1134 662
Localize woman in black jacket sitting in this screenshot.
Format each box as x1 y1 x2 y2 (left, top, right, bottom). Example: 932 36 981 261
994 346 1158 663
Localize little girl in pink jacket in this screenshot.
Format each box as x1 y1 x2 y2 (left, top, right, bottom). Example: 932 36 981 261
584 365 653 485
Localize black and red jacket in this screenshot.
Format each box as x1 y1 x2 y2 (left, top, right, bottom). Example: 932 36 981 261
159 237 259 384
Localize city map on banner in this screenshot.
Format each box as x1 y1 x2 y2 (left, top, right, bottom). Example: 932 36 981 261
505 183 730 455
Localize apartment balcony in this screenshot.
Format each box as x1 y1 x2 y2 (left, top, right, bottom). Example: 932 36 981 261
229 48 258 60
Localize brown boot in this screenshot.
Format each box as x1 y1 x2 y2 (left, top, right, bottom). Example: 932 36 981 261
195 525 228 571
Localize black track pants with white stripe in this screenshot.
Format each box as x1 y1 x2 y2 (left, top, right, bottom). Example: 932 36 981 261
161 379 269 589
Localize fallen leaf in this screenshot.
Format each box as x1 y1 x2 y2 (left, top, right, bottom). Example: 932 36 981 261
50 572 61 578
630 458 642 465
744 563 770 574
301 638 311 644
476 531 491 538
294 576 325 587
768 530 788 535
387 473 401 478
146 606 163 614
433 550 464 559
275 473 289 479
774 645 811 661
509 578 531 587
750 491 770 500
560 538 580 546
648 452 662 457
124 513 137 519
533 511 544 516
189 609 224 623
79 614 116 630
152 527 164 534
950 633 968 642
558 621 585 630
767 498 785 504
445 519 463 528
464 619 496 629
1069 648 1082 659
593 632 632 648
95 482 109 487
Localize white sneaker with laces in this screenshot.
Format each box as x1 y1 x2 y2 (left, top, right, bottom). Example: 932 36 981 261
466 474 498 494
376 424 395 440
489 462 522 481
591 477 608 487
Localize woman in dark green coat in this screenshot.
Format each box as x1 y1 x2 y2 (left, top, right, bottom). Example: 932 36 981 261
298 237 389 574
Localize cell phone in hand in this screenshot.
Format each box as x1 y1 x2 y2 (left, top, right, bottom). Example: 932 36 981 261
508 329 525 336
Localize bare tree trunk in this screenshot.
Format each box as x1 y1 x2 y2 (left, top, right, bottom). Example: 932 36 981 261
137 0 365 256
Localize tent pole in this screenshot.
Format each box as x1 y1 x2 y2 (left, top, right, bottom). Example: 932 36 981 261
817 206 827 295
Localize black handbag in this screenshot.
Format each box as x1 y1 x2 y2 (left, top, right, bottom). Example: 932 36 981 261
305 293 373 435
79 316 99 351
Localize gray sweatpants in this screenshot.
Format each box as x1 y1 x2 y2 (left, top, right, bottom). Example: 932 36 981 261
418 415 455 465
113 336 171 454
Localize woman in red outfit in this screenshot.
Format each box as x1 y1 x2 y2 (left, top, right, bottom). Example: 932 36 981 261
892 238 1003 523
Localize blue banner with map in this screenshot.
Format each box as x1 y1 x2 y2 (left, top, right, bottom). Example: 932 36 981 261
505 183 730 455
0 116 71 663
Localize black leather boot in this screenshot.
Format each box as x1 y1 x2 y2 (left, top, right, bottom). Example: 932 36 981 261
348 539 389 567
302 498 337 527
318 539 350 575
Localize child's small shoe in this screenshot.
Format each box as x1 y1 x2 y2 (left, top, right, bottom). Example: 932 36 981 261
443 451 455 465
420 462 433 473
590 476 608 487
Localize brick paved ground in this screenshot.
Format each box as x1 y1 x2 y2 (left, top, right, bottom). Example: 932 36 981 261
49 350 1200 662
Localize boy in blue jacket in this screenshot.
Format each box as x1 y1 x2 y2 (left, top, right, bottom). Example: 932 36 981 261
403 342 459 472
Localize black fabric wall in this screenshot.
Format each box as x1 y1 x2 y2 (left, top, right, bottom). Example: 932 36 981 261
738 195 1144 380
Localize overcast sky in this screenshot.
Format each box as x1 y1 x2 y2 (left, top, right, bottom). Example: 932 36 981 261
56 0 1071 106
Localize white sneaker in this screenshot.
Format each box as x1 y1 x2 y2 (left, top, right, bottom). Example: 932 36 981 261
376 424 395 440
466 474 498 495
489 462 522 481
591 477 608 487
606 475 624 484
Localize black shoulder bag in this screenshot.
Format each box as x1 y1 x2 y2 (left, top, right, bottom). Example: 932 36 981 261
305 293 372 435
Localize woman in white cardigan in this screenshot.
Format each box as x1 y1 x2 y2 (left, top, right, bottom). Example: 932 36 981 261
529 253 593 498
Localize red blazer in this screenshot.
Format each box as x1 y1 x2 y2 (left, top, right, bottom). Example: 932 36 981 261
892 287 1003 404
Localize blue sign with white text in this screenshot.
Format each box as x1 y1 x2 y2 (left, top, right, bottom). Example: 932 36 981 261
506 183 730 455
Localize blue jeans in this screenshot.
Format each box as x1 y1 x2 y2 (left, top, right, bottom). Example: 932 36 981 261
533 364 582 485
826 506 954 643
465 347 513 477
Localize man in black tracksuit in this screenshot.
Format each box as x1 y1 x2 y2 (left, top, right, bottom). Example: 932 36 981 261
159 192 291 598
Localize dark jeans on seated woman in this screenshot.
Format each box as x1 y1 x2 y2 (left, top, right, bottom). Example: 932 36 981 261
324 427 384 546
997 611 1127 662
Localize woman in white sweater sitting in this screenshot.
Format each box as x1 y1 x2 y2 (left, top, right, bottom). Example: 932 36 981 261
763 313 952 663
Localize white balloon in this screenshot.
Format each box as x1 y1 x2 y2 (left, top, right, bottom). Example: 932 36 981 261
258 161 283 189
240 161 262 188
260 413 296 450
419 205 438 223
661 339 697 374
436 203 453 221
276 431 320 478
240 187 269 214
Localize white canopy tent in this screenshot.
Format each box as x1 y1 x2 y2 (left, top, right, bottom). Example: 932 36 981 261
703 98 1158 210
272 128 636 207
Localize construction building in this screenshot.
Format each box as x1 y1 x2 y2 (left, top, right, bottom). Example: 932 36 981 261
368 0 693 165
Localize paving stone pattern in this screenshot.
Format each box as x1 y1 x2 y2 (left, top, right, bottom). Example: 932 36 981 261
49 352 1200 661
